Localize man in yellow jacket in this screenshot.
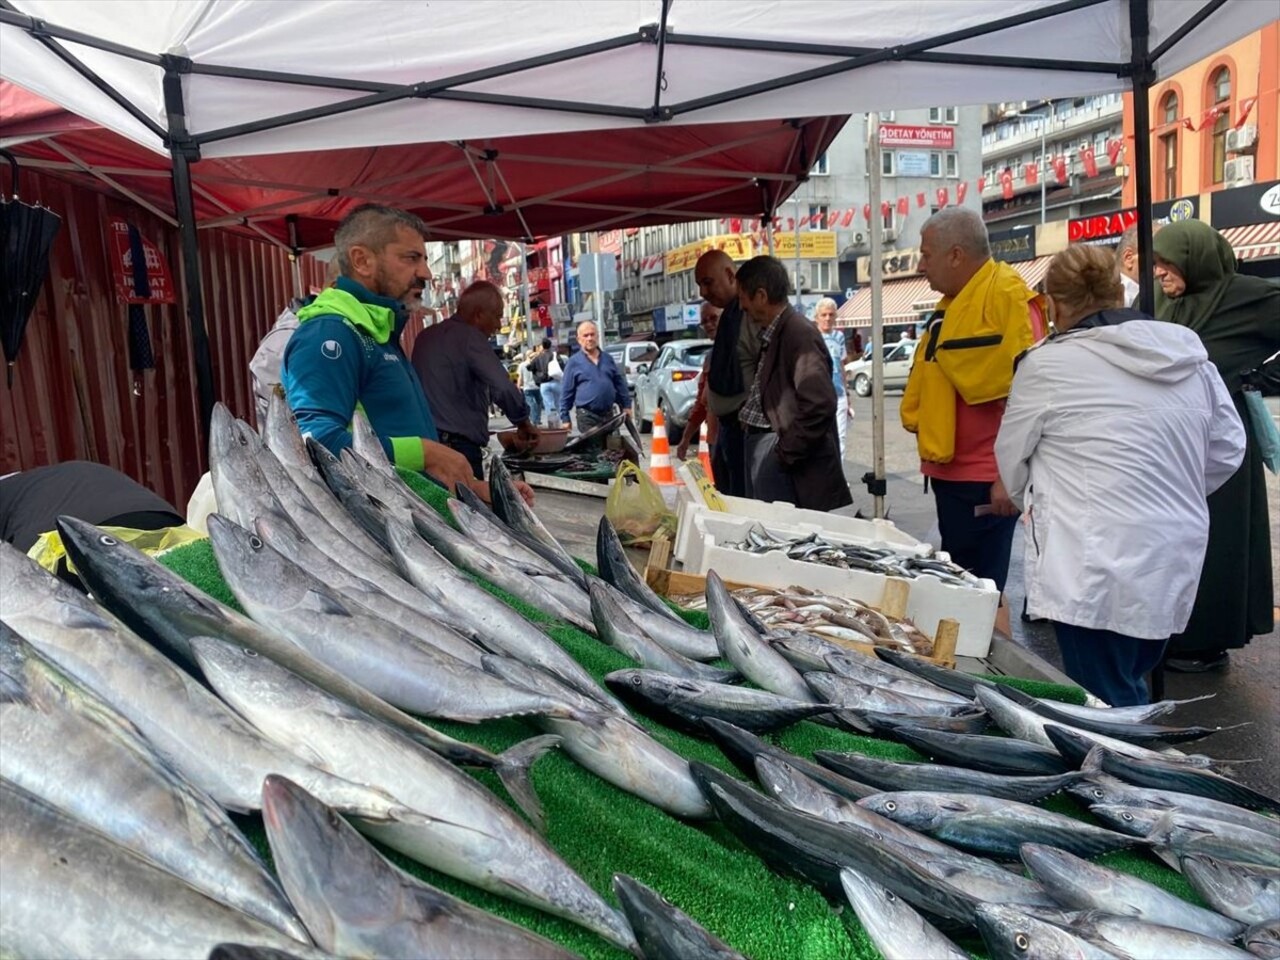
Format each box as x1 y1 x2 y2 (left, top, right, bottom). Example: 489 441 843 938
901 208 1045 595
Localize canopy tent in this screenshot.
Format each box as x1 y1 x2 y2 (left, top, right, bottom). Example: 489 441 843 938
2 0 1274 510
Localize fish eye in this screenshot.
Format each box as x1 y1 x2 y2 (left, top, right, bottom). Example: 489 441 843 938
1122 812 1134 822
242 648 258 658
884 890 896 902
1091 789 1104 799
631 675 642 686
1015 933 1030 952
884 800 896 812
248 535 263 550
99 534 117 546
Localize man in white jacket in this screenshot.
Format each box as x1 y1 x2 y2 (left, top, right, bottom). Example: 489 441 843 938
996 245 1244 706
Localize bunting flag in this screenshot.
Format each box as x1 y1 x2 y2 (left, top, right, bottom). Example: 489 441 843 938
1235 96 1257 128
1199 103 1230 130
1000 168 1015 200
827 210 841 228
977 176 986 193
956 181 968 204
897 196 910 216
1080 144 1098 178
729 217 743 233
1024 162 1038 186
840 207 856 228
880 200 892 220
916 192 927 208
1053 155 1068 184
935 186 949 208
862 203 872 223
1106 139 1123 166
786 217 795 231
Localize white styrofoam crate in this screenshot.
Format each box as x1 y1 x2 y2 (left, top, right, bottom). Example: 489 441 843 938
684 519 999 658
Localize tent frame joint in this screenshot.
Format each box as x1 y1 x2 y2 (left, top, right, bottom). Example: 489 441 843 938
638 22 660 43
158 52 193 76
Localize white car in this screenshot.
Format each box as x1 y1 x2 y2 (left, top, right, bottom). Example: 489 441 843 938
845 340 918 397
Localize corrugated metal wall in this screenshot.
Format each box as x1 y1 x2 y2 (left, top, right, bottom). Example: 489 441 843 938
0 167 326 509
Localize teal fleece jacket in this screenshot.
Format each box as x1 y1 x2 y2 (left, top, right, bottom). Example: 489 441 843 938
281 277 437 470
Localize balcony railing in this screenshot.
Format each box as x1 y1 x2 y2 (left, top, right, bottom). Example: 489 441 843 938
981 99 1124 157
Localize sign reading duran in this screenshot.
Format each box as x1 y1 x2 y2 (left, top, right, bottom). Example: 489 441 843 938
895 151 931 176
988 227 1036 263
879 124 955 149
1068 195 1200 244
1210 180 1280 229
109 218 176 304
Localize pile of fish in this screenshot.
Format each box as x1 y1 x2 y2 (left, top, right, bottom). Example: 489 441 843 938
2 393 1276 960
670 584 936 657
727 524 980 587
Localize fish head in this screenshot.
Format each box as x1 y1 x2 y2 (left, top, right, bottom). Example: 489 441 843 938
206 513 309 607
838 867 913 927
604 668 676 707
611 874 676 945
1087 803 1160 837
976 903 1114 960
52 516 184 620
856 791 944 829
187 634 271 696
754 755 807 803
1063 776 1126 807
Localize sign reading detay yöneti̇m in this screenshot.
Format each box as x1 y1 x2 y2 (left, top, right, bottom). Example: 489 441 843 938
878 124 955 149
1210 180 1280 229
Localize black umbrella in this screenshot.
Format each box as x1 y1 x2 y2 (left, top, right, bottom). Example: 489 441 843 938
1 150 63 386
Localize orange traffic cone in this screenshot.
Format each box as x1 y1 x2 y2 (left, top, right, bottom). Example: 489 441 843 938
697 421 715 483
648 407 677 485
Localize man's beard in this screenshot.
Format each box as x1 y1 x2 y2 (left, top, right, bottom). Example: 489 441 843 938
374 263 424 306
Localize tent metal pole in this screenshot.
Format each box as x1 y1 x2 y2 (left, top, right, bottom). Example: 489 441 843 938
1128 0 1156 317
1149 0 1230 63
287 215 303 299
649 0 672 122
163 65 217 450
866 113 886 519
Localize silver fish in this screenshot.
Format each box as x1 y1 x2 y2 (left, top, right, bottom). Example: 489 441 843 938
1090 803 1280 870
816 752 1079 803
839 867 968 960
807 671 976 719
1066 773 1280 836
611 874 746 960
596 514 685 624
349 407 395 475
261 775 582 960
0 779 327 960
209 402 280 534
605 580 720 661
189 634 636 951
975 903 1127 960
1070 912 1256 960
1246 920 1280 960
706 570 812 702
1180 855 1280 926
0 626 307 941
822 651 973 705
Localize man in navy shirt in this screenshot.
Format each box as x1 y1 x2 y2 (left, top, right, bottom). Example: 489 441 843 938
560 321 630 450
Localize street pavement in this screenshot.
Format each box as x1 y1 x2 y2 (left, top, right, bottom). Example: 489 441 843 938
843 391 1280 797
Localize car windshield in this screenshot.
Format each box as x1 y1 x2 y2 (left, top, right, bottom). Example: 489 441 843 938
679 344 712 367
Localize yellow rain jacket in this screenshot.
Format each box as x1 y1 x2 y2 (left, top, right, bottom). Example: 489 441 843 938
901 259 1042 463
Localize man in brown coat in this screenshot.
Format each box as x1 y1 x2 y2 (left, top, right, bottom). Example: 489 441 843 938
735 256 853 511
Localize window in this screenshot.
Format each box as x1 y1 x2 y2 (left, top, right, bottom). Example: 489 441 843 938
1210 67 1231 184
811 261 835 290
882 205 895 231
1162 91 1179 125
944 106 958 124
945 152 958 177
929 152 942 176
1161 132 1178 200
878 111 895 122
811 152 829 175
808 205 829 230
882 151 896 177
929 107 941 123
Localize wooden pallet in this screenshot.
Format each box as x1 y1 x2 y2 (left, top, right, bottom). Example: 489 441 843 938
643 537 958 668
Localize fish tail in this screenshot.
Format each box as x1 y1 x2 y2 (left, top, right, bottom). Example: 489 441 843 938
495 734 562 832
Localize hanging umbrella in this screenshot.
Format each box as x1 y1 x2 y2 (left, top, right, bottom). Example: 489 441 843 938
0 150 63 386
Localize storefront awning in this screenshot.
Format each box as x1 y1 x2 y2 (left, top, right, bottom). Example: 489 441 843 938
835 256 1054 327
1222 223 1280 262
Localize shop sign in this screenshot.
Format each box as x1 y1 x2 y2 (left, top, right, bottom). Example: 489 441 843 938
641 253 665 277
110 218 176 304
1068 209 1138 243
597 229 624 255
1210 180 1280 229
895 151 932 177
665 234 755 275
772 231 837 260
856 246 921 282
879 124 955 149
989 227 1036 263
681 303 702 328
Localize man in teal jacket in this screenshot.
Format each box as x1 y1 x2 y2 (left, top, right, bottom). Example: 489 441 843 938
282 203 529 503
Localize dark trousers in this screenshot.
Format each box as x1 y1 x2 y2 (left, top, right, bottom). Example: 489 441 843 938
712 413 747 498
931 478 1018 593
574 406 613 454
439 432 485 480
744 430 797 505
1053 622 1169 707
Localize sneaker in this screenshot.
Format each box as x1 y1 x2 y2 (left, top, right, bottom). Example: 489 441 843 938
1164 651 1230 673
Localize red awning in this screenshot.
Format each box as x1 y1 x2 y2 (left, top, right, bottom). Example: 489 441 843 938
1221 222 1280 261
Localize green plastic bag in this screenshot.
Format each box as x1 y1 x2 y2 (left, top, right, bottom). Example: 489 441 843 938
605 461 677 547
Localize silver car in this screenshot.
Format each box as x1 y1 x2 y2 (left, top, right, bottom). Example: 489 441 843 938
844 339 918 397
605 340 659 392
633 339 714 433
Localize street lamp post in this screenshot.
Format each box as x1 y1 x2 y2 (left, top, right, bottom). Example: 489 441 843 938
1039 111 1047 225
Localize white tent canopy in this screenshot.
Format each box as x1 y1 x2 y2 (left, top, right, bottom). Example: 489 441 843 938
0 0 1272 159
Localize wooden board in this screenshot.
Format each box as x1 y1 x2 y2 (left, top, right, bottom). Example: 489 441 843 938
644 563 957 669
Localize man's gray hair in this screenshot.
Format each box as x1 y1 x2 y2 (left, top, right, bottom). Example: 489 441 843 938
457 279 502 318
334 203 429 275
815 296 838 314
922 207 991 260
1116 224 1139 257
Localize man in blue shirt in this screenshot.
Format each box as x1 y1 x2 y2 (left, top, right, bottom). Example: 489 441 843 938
559 321 631 450
814 297 852 458
282 203 528 503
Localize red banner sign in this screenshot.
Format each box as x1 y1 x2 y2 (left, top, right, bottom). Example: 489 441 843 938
1067 208 1139 243
109 218 176 305
878 124 956 149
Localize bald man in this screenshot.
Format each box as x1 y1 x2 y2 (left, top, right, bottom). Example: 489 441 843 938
695 249 757 497
559 320 631 451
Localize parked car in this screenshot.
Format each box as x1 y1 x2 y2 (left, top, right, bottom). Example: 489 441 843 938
633 339 714 433
605 340 659 391
845 339 918 397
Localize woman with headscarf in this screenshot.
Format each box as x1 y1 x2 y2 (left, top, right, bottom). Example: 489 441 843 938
995 245 1244 706
1153 219 1280 672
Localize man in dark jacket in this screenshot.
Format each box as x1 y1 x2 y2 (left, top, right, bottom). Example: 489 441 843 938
695 249 756 496
735 256 852 511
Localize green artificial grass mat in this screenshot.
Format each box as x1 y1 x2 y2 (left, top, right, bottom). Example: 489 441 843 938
155 473 1198 959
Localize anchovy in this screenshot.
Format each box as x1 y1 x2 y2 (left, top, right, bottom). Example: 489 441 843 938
1065 773 1280 835
0 780 324 960
0 626 308 941
816 752 1079 803
975 903 1128 960
260 775 582 960
605 668 828 735
189 634 636 951
1180 855 1280 926
702 718 879 802
1070 912 1256 960
839 867 969 960
596 515 686 623
611 874 746 960
1019 842 1245 940
1089 804 1280 870
887 725 1073 776
859 791 1143 860
706 570 813 702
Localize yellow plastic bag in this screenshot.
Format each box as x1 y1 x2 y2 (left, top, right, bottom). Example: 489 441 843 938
605 462 677 547
28 524 206 575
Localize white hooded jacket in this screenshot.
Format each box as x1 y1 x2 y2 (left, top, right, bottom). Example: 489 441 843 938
996 317 1245 639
